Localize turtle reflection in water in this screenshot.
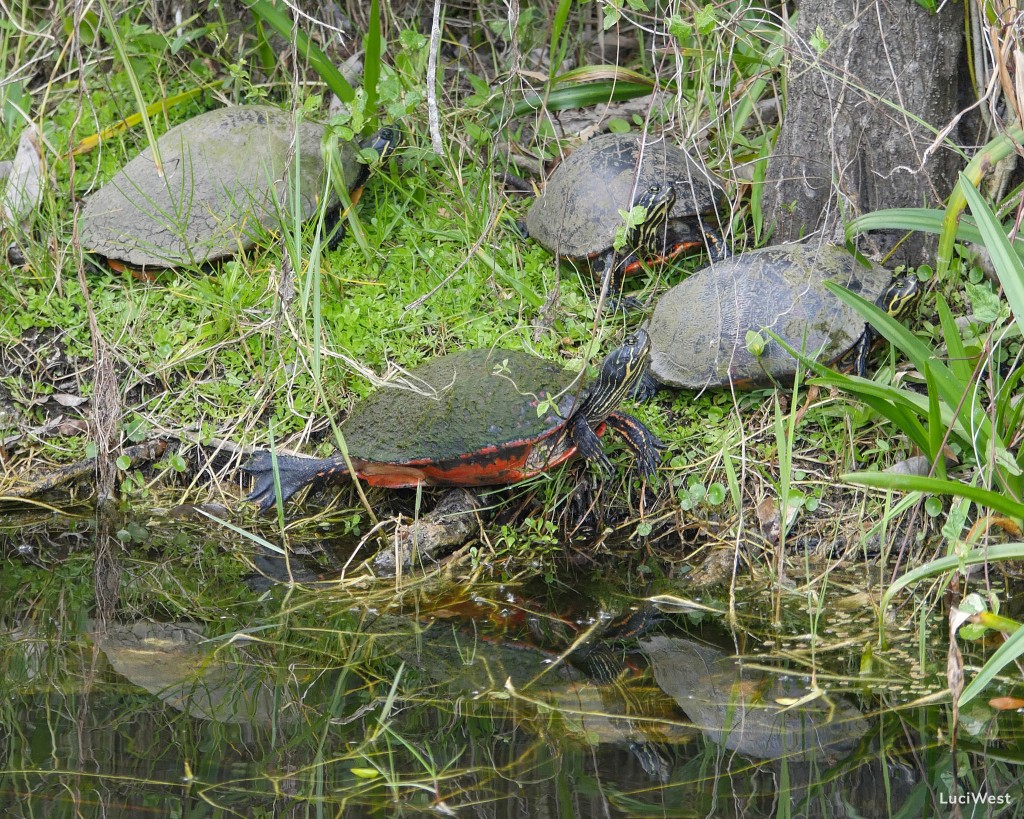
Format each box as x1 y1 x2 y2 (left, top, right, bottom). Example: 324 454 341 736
95 621 289 725
640 635 868 760
244 331 663 511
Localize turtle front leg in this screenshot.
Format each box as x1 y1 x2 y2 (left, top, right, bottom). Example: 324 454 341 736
852 327 875 377
699 218 729 261
631 372 663 403
593 249 643 313
568 414 613 474
323 208 348 250
605 412 665 477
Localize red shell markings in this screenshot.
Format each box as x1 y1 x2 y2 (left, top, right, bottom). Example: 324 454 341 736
335 349 587 485
347 433 579 488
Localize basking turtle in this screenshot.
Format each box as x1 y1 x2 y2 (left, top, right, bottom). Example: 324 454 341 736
78 105 398 270
524 132 726 293
639 243 921 394
244 332 663 511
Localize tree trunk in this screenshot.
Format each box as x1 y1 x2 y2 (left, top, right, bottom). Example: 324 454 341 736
762 0 965 266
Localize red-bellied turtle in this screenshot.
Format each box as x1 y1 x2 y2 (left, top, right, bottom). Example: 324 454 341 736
524 132 726 295
78 105 398 270
244 331 663 511
638 243 921 394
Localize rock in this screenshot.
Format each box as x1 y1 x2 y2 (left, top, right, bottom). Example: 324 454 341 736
373 489 481 575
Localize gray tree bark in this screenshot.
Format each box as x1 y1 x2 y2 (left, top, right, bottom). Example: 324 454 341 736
762 0 965 266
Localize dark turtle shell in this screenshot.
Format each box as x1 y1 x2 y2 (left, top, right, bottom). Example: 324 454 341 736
525 132 724 263
341 348 581 482
646 243 893 389
79 106 383 269
243 333 662 511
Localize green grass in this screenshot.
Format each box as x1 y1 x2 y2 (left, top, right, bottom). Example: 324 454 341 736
0 0 1015 607
6 3 1024 812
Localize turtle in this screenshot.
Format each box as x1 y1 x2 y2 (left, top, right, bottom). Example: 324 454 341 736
638 242 922 395
243 331 663 512
78 105 399 271
524 132 726 296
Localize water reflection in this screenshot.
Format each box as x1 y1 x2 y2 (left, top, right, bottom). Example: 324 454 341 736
1 512 1022 816
95 621 292 725
640 635 868 760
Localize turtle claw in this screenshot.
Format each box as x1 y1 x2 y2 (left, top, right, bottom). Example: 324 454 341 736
631 372 662 403
606 412 665 478
242 452 351 513
606 293 645 313
639 438 669 478
570 414 612 474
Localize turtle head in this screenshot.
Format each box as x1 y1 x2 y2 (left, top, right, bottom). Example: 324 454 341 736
556 330 663 476
625 184 676 253
854 274 924 377
577 329 652 424
360 127 402 164
877 274 922 319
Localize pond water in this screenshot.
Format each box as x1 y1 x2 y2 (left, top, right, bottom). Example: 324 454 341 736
1 506 1022 817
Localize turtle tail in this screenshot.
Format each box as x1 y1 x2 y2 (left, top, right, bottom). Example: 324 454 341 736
242 452 352 513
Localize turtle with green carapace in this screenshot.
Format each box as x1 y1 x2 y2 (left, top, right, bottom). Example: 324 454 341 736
244 331 664 511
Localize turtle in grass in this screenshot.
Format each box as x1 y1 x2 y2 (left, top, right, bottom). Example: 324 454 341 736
524 132 726 298
245 331 663 511
79 105 398 271
638 243 922 394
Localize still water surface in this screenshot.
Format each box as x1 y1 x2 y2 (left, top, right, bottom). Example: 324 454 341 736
1 507 1021 817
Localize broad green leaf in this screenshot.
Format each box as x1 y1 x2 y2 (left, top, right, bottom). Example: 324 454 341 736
960 173 1024 341
960 610 1024 705
843 471 1024 518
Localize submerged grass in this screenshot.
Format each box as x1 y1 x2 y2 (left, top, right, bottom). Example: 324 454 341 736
0 517 982 815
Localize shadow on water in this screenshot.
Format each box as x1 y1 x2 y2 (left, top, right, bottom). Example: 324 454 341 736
1 505 1023 817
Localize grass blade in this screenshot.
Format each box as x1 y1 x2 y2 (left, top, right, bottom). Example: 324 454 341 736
363 0 382 113
497 79 654 124
847 207 1024 258
936 294 972 384
880 542 1024 608
99 0 161 171
248 0 355 102
549 0 574 80
959 172 1024 341
842 471 1024 518
822 282 999 449
960 622 1024 705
